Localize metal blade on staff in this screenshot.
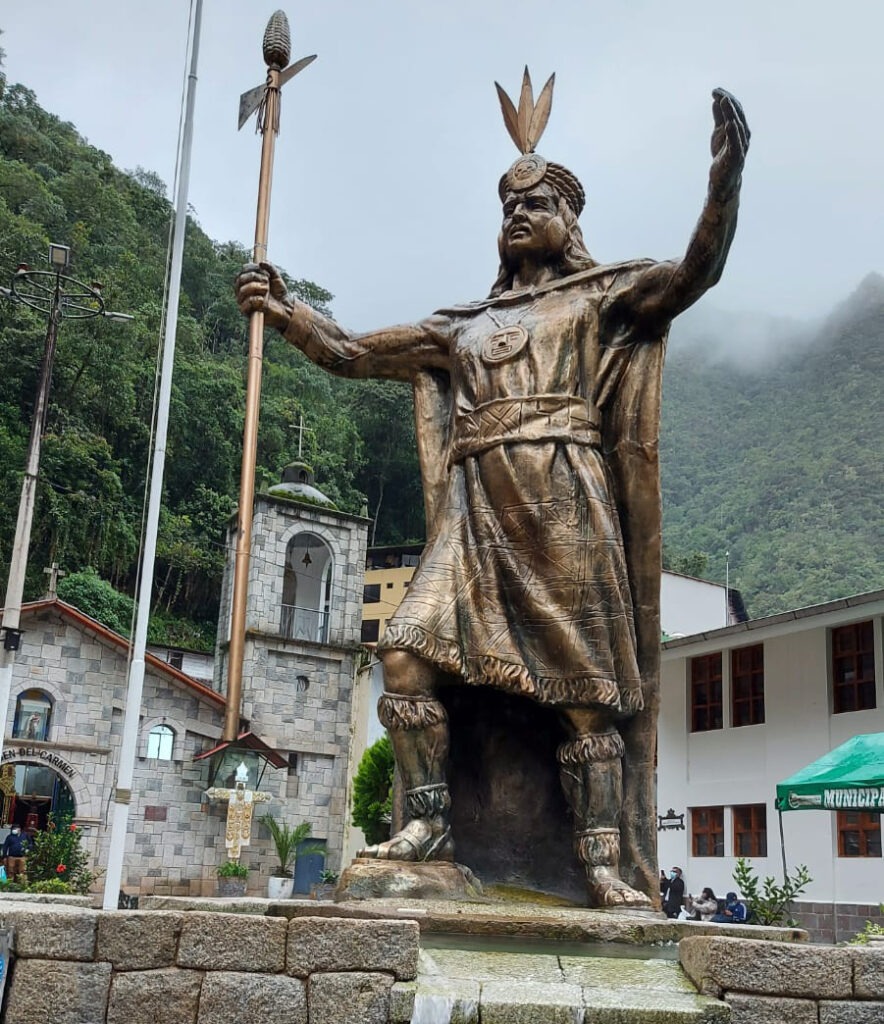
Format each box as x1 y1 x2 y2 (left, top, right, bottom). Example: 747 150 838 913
225 11 316 742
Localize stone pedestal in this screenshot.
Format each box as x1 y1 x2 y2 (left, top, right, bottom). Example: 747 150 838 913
337 859 483 902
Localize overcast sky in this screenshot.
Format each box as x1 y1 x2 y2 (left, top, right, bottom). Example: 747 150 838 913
3 1 883 330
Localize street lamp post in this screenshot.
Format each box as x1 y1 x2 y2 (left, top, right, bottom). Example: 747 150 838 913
0 245 133 761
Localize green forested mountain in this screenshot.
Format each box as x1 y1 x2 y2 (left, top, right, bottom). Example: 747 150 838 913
0 57 421 648
661 275 884 617
0 51 881 642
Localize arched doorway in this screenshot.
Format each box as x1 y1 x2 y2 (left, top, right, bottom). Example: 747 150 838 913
281 532 333 642
0 761 76 833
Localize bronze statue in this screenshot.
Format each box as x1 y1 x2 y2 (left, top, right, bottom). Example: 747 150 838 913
236 72 749 908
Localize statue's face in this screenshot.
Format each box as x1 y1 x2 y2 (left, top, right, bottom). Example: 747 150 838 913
500 183 560 262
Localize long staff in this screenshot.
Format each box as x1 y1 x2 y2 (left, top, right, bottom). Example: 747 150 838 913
225 11 315 740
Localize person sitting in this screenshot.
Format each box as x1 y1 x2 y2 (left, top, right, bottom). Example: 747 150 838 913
712 891 748 923
662 866 685 918
685 886 719 922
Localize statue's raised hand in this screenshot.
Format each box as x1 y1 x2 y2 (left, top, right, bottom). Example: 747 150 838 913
708 88 750 203
234 261 292 333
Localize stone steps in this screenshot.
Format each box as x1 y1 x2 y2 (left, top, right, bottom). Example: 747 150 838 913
396 947 729 1023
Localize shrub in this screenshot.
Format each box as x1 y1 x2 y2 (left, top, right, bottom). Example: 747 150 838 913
351 735 394 846
733 857 812 926
57 568 135 636
26 815 98 894
846 904 884 945
216 860 249 879
27 879 73 895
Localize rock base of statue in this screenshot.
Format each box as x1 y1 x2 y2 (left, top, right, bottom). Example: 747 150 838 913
337 858 483 902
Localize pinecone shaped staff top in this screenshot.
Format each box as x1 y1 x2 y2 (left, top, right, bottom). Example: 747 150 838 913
263 10 291 69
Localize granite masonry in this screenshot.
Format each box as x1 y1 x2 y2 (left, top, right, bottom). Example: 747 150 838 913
213 483 369 876
0 902 418 1024
2 900 884 1023
2 600 230 898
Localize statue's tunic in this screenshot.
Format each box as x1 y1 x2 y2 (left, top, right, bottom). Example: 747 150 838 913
378 263 662 714
287 259 664 715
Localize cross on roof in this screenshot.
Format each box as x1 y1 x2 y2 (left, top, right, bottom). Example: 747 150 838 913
43 562 66 599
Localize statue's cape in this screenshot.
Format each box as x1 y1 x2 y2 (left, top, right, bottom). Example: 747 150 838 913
412 259 665 900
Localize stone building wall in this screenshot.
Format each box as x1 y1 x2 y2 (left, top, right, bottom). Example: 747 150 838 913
0 902 418 1024
5 604 231 898
213 496 369 875
793 900 884 946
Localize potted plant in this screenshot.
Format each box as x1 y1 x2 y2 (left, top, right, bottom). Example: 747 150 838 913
260 814 317 900
216 859 249 897
311 868 339 901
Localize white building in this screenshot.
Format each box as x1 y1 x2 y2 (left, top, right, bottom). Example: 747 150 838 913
658 588 884 942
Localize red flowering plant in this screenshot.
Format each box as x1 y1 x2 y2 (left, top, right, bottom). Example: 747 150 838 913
26 814 98 894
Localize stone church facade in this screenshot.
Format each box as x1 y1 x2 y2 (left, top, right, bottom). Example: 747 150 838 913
1 468 368 898
2 598 228 897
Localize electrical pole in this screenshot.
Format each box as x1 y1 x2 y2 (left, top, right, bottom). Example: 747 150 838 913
0 246 132 763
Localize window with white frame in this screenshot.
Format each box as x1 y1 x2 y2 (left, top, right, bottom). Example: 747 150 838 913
146 724 175 760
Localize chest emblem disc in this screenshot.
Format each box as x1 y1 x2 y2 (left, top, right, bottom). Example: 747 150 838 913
482 324 529 365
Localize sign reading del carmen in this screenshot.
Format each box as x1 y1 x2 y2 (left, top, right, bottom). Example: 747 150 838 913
238 63 749 908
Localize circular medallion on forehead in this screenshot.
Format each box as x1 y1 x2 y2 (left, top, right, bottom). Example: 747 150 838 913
506 154 548 192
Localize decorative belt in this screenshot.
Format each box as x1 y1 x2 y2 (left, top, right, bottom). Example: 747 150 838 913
449 394 600 464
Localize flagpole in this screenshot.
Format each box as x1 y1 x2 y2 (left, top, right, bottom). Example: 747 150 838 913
102 0 204 910
224 12 315 741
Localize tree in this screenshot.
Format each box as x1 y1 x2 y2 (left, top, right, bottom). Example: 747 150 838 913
351 735 394 846
57 568 134 636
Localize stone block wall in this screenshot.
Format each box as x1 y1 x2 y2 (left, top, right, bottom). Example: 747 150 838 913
793 900 884 945
0 903 418 1024
680 935 884 1023
211 497 368 874
6 607 230 898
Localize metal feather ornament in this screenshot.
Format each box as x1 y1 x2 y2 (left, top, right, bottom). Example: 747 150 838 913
494 67 555 154
495 68 585 218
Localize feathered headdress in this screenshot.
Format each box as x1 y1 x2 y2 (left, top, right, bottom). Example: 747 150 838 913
495 68 585 217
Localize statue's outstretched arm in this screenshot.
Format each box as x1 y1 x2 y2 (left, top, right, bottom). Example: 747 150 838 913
628 89 750 326
235 262 449 380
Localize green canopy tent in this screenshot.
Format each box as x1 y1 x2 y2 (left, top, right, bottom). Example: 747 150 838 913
773 733 884 878
776 733 884 813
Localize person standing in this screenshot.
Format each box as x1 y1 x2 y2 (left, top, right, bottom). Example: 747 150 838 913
662 866 685 918
2 825 30 884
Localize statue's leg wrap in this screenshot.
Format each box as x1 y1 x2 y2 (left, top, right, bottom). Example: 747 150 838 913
557 730 650 908
362 693 453 862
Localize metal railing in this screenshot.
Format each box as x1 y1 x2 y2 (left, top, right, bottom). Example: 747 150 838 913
280 604 329 643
